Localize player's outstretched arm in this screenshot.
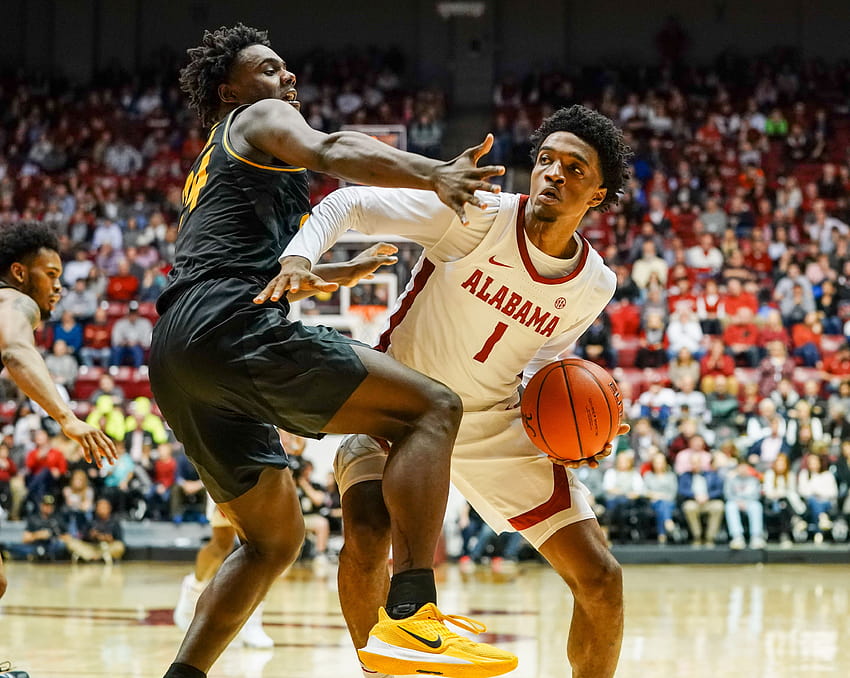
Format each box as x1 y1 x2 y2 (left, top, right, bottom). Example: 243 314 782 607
0 294 116 468
255 243 399 303
236 99 503 223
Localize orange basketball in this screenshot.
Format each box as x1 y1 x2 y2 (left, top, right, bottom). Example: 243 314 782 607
521 358 623 461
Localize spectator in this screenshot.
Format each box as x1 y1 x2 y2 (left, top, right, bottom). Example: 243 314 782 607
101 444 138 516
636 376 675 431
723 307 761 367
147 442 177 520
602 451 646 542
636 311 668 368
295 459 331 576
695 278 723 335
666 308 705 359
747 416 790 472
9 495 69 561
643 451 679 544
52 311 85 356
720 278 758 318
629 418 665 468
668 347 701 391
0 442 18 517
171 451 206 523
686 233 724 274
631 240 669 289
763 453 806 546
63 249 95 286
797 453 839 544
758 309 792 352
724 458 766 549
699 336 737 393
67 498 126 564
24 429 68 512
86 394 127 442
103 137 143 175
576 312 616 368
757 340 797 398
822 343 850 380
44 339 79 390
106 258 141 301
80 306 113 367
791 311 823 367
679 454 725 547
110 301 153 368
61 468 95 535
769 378 801 417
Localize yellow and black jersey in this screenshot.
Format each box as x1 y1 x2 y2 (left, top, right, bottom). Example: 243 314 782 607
157 105 310 314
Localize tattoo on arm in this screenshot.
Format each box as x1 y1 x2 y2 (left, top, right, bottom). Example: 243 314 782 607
12 295 40 329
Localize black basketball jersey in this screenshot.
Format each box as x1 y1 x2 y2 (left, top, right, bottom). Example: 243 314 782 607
157 105 310 314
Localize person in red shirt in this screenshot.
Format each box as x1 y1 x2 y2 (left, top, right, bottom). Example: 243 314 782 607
667 275 698 315
822 344 850 379
744 235 773 283
758 309 792 350
0 442 18 516
80 306 112 367
106 258 140 301
722 307 761 366
25 428 68 511
696 278 723 335
720 278 759 318
700 336 738 393
757 340 797 398
791 311 823 367
147 442 178 520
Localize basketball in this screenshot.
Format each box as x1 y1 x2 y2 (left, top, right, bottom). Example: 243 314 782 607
521 358 624 461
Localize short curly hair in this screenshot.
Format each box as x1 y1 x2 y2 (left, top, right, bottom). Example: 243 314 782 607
529 105 632 212
0 222 60 276
179 23 272 128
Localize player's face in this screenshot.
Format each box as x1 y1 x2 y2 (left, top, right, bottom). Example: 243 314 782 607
228 44 299 110
20 249 63 320
529 131 606 223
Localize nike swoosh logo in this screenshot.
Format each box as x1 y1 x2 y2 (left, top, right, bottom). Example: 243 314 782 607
400 627 443 649
488 256 512 268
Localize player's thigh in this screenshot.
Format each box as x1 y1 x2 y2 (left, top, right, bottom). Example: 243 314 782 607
218 467 304 559
322 345 461 439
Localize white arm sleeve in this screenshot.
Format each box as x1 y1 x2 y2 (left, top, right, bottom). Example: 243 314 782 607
281 186 458 265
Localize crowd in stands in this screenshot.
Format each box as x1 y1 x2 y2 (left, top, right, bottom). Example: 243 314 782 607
3 44 850 561
493 49 850 548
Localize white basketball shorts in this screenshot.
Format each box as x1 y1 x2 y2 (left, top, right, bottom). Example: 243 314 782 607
334 408 596 548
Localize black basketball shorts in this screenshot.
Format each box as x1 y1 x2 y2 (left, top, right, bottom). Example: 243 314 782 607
149 277 368 502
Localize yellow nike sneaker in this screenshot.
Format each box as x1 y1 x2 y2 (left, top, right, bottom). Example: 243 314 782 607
357 603 518 678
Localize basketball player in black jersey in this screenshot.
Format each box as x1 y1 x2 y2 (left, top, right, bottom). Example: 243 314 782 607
0 222 116 608
151 24 515 678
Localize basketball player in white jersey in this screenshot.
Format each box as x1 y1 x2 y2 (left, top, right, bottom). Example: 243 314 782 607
256 105 632 678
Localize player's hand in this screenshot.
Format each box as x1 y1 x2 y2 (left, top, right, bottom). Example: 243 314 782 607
550 424 631 469
254 256 339 303
61 418 117 469
432 134 505 225
335 243 399 287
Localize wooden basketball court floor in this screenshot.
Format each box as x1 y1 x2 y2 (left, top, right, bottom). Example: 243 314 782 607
0 560 847 678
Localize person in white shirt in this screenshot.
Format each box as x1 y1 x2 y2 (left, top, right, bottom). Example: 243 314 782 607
259 105 632 678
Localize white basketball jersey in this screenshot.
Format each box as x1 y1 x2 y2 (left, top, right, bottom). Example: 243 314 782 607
376 193 616 411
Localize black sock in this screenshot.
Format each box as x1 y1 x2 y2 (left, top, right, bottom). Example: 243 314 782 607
163 663 206 678
385 568 437 619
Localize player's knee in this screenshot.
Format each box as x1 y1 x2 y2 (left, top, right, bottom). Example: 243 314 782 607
248 520 306 572
570 553 623 608
424 382 463 430
343 510 391 565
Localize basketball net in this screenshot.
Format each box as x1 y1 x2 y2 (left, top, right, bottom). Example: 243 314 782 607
348 305 389 345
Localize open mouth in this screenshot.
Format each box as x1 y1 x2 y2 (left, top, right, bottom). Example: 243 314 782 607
282 89 298 103
539 187 560 203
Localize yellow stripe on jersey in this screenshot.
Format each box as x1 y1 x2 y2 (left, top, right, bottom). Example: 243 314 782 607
222 113 306 173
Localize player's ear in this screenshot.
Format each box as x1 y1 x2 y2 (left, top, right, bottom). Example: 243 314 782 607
218 83 239 105
588 187 607 208
9 261 26 285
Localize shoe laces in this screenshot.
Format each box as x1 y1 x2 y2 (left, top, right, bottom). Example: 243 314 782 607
427 607 488 636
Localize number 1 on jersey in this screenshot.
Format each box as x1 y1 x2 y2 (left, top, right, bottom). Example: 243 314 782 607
474 322 508 363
